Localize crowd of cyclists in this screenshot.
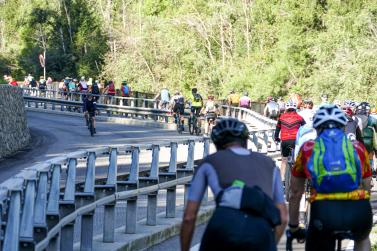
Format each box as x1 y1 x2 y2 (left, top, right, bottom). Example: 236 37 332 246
181 93 377 251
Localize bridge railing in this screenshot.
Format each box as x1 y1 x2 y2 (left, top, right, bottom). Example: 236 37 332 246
0 137 211 251
22 87 159 109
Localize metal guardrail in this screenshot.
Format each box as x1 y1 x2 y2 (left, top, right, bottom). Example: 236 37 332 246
0 138 210 251
22 88 159 109
0 93 284 250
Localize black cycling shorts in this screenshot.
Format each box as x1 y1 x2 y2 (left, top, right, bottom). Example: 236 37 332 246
306 200 372 251
191 106 202 117
206 112 217 121
281 140 295 157
173 104 184 115
200 207 276 251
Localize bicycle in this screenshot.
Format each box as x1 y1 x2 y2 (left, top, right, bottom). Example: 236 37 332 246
284 146 295 200
189 112 201 135
174 113 184 134
88 113 95 137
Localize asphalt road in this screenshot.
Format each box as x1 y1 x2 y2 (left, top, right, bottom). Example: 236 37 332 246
0 111 193 183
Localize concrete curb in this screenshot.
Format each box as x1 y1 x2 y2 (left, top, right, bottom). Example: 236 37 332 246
26 107 176 130
74 204 214 251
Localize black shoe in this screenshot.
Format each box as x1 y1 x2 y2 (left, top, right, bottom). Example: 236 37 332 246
94 128 96 134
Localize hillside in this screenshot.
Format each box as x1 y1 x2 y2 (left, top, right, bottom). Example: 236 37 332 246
1 0 376 101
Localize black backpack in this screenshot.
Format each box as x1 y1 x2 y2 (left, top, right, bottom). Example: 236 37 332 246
92 84 100 94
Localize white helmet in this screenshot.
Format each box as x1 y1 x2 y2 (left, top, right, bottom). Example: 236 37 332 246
313 105 347 129
285 100 297 111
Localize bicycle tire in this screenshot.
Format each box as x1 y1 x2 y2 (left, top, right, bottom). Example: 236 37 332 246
188 116 194 135
285 162 291 200
89 117 94 136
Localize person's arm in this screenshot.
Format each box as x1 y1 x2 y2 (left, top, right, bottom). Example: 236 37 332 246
180 201 200 251
272 168 288 243
288 176 305 226
274 120 281 141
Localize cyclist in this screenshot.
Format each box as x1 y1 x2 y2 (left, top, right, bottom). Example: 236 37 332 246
170 90 185 131
190 88 204 130
239 91 251 109
264 97 280 120
83 94 97 134
227 90 240 107
289 105 372 251
180 118 287 251
354 102 377 176
295 100 316 159
202 95 218 135
342 102 363 142
274 100 305 182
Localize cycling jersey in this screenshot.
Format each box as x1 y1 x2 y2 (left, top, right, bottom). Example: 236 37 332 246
355 114 377 153
265 101 280 119
293 132 371 201
227 93 240 106
191 93 203 107
239 96 251 108
83 99 97 114
275 111 305 141
294 125 317 160
298 109 315 126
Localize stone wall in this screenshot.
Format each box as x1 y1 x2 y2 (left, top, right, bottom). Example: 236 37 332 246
0 85 30 158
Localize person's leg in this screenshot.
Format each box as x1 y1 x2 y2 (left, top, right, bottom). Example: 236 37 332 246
280 141 289 182
354 238 371 251
93 116 96 133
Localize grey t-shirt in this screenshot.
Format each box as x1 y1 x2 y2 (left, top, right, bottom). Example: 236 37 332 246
188 147 285 204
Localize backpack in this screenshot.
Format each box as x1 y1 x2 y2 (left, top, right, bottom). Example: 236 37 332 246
307 129 361 194
122 85 129 96
92 84 100 94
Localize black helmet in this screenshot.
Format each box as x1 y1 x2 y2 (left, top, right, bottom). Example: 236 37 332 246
211 118 249 149
191 88 198 93
355 102 370 115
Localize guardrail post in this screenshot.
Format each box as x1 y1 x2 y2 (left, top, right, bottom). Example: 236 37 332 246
19 180 36 251
126 197 137 234
43 100 47 109
34 171 49 243
60 158 77 251
147 191 158 226
186 140 195 170
77 151 96 251
46 164 61 250
3 190 22 251
103 148 117 243
259 131 268 154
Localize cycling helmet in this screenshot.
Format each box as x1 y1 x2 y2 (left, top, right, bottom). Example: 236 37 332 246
175 90 180 95
191 88 198 93
208 95 214 100
355 102 370 115
267 96 273 102
313 105 347 129
244 91 249 96
285 100 297 111
211 118 249 149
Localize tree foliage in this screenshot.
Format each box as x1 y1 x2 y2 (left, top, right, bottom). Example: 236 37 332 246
1 0 377 102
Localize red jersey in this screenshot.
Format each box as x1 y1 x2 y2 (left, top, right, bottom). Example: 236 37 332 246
293 140 372 201
9 80 18 86
276 111 305 141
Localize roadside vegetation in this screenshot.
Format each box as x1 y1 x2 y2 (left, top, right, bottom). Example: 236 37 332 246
1 0 376 101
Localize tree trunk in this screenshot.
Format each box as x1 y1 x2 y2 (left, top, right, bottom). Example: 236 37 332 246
62 0 73 43
243 0 251 59
220 14 226 67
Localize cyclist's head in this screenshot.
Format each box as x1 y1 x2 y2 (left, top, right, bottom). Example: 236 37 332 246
208 95 214 100
285 99 297 111
191 88 198 94
81 76 85 81
303 99 313 109
267 96 273 102
321 93 328 101
243 91 249 96
87 94 93 100
175 90 180 95
355 102 370 115
313 105 347 132
73 78 78 83
342 106 354 117
211 118 249 150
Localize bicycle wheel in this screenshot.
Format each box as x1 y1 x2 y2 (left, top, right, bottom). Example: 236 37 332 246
285 162 292 200
195 120 201 136
177 117 183 134
188 116 194 135
89 117 94 136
